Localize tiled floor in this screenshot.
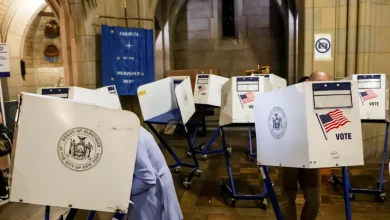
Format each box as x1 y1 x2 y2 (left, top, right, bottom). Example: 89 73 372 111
1 129 390 219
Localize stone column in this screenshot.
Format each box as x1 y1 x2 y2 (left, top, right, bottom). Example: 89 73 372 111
298 0 390 159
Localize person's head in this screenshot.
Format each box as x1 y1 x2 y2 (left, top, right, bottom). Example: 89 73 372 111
297 76 310 83
309 71 330 82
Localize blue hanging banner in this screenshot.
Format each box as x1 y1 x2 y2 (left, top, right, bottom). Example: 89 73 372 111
101 25 155 95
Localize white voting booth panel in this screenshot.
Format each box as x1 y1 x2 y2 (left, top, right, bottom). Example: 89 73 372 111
38 86 122 110
138 77 196 124
10 93 140 212
219 76 272 126
345 74 389 121
252 74 287 90
255 81 364 168
193 74 229 107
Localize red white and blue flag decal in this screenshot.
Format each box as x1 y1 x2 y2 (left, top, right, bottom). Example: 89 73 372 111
239 92 255 105
318 109 350 133
360 89 377 102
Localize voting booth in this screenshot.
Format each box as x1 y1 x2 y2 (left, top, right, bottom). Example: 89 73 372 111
254 81 364 168
38 85 122 110
138 77 195 125
10 93 140 213
217 76 272 208
336 74 389 202
193 74 229 107
252 74 287 90
219 76 272 126
344 74 389 121
137 77 200 188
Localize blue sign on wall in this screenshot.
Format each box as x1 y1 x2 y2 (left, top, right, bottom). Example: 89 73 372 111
101 25 154 95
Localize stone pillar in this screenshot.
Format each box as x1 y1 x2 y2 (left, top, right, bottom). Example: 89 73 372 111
298 0 390 159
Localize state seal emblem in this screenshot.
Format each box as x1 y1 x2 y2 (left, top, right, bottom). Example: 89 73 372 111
183 90 189 105
58 127 103 171
268 107 287 139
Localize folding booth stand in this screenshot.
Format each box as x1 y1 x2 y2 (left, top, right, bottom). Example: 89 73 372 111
243 74 287 161
329 74 390 201
138 77 201 188
255 81 364 220
218 76 272 208
188 74 229 160
10 93 139 220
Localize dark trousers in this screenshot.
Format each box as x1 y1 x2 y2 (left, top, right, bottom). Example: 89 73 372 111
0 171 7 196
280 167 321 220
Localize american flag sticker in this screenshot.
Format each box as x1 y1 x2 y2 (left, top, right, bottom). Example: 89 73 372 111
359 89 377 102
198 85 206 93
239 92 255 105
316 109 350 140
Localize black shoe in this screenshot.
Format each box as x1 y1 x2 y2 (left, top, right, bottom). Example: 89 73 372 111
0 194 9 205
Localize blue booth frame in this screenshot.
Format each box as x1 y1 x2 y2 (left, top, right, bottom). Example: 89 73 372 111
42 165 355 220
144 108 202 189
218 124 269 209
330 120 389 202
187 105 227 160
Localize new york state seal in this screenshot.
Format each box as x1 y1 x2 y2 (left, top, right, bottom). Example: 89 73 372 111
58 127 103 172
268 107 287 139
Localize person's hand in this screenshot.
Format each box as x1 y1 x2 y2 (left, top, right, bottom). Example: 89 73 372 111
0 113 3 125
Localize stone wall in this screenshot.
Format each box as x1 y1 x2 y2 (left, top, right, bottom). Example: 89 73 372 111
173 0 286 78
5 5 63 100
298 0 390 159
23 6 64 88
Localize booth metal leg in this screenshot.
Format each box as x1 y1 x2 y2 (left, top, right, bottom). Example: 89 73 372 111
219 127 267 209
259 166 283 220
111 212 125 220
330 122 389 201
342 167 352 220
64 209 78 220
181 122 202 189
245 126 257 161
86 211 95 220
45 206 50 220
145 122 201 189
192 127 226 160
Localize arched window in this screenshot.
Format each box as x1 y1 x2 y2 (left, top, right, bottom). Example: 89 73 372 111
222 0 235 38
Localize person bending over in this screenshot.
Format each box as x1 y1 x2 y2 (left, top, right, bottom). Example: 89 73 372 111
129 126 183 220
280 71 330 220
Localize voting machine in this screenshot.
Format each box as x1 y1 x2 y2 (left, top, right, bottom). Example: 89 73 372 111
10 93 140 213
255 81 364 168
193 74 229 107
344 74 389 121
219 76 272 126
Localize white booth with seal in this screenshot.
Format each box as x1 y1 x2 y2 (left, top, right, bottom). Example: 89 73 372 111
10 92 140 219
190 74 229 160
337 73 390 201
217 75 273 209
137 77 200 188
254 80 364 219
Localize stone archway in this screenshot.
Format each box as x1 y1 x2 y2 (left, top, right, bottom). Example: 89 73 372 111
2 0 47 100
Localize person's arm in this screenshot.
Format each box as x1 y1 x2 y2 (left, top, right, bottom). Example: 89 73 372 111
131 135 156 195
